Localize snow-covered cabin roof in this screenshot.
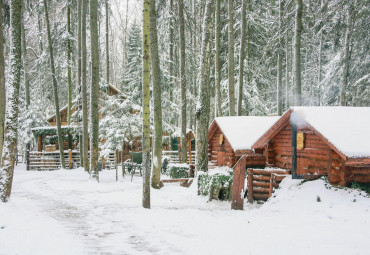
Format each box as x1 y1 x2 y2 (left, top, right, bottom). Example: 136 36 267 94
209 116 280 152
253 107 370 158
291 107 370 158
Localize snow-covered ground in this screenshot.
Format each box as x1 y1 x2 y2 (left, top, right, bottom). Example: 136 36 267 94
0 165 369 255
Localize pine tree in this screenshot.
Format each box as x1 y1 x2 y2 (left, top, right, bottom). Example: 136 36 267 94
0 0 5 163
90 0 100 181
178 0 187 163
196 0 214 172
0 0 22 202
228 0 235 116
43 0 65 168
150 0 163 189
294 0 302 106
82 0 89 172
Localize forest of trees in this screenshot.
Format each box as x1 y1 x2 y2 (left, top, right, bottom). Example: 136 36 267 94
0 0 369 203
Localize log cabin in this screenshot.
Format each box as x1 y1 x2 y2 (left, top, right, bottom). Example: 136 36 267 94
208 116 280 168
252 107 370 186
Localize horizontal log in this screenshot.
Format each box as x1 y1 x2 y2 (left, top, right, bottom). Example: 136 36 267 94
275 162 292 170
253 193 269 201
252 169 289 175
253 175 271 181
253 181 270 188
352 175 370 183
253 187 270 193
350 168 370 175
162 178 193 183
272 174 289 182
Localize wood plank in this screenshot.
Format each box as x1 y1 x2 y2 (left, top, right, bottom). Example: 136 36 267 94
231 156 246 210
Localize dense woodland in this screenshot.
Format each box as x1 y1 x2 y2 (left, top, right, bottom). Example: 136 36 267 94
0 0 369 204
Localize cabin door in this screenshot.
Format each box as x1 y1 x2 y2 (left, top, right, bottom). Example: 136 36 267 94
217 151 226 166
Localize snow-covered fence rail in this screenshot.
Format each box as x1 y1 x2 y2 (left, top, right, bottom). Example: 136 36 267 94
162 150 196 164
27 150 81 171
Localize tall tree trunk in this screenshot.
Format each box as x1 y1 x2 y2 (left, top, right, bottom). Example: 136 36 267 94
142 0 151 209
293 0 302 106
82 0 89 172
21 3 30 109
196 0 214 172
285 28 289 109
276 0 283 115
340 3 352 106
169 0 174 103
237 0 247 116
44 0 65 168
150 0 162 189
317 28 323 106
105 0 109 86
228 0 235 116
77 0 83 166
0 0 6 163
90 0 100 181
0 0 22 202
67 4 72 124
178 0 187 163
214 0 221 117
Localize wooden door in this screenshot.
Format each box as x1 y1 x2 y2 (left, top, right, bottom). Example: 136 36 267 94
217 151 226 166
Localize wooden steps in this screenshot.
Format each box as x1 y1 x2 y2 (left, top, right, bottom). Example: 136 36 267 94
247 168 291 202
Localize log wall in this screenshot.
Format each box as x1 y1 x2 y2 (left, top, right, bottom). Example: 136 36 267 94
270 125 332 178
208 128 236 167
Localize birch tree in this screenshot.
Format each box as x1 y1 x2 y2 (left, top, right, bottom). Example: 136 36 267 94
142 0 151 208
43 0 65 168
90 0 100 181
150 0 162 189
0 0 22 202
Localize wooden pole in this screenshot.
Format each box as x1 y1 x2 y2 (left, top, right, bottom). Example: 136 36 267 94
26 150 30 170
37 135 43 152
188 138 192 164
69 149 73 169
247 168 254 203
231 156 246 210
102 156 106 169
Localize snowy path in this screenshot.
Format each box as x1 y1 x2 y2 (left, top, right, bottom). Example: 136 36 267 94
1 165 370 255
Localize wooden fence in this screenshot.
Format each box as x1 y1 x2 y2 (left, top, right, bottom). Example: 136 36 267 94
26 150 81 171
162 150 196 165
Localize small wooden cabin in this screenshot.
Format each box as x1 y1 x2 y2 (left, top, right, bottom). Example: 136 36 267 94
252 107 370 186
47 84 122 126
208 116 280 168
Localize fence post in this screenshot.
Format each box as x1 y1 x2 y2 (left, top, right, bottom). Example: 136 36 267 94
26 150 30 171
69 149 73 169
247 168 254 203
231 156 246 210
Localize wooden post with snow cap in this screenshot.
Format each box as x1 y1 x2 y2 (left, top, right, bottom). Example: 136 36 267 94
231 156 246 210
247 168 254 203
69 149 73 169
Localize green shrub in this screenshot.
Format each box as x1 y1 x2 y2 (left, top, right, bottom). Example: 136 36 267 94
168 164 188 178
198 171 233 201
351 182 370 194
